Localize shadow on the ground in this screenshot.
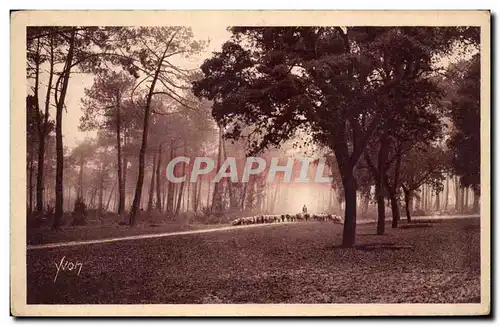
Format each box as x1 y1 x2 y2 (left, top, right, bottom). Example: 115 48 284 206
356 243 413 252
400 223 434 229
357 233 389 236
326 242 413 251
463 224 480 231
410 219 443 224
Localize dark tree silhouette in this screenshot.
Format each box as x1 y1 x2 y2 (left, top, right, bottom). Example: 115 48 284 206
115 27 204 226
193 27 474 247
447 54 480 212
80 71 135 220
400 145 448 222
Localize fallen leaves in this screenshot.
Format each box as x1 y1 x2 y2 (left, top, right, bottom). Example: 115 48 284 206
26 218 480 304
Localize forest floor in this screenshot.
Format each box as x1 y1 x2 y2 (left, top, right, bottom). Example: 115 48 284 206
26 216 481 304
27 221 222 246
26 213 478 247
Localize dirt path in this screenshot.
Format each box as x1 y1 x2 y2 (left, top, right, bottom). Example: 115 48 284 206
26 214 479 251
26 222 289 250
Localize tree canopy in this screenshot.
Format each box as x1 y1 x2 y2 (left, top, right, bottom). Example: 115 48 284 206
193 26 479 247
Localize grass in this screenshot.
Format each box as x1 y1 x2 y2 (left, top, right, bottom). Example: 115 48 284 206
26 217 480 304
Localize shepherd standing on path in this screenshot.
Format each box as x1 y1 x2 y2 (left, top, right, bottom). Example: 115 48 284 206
302 205 308 221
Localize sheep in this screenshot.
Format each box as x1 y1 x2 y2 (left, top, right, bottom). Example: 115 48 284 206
230 212 344 226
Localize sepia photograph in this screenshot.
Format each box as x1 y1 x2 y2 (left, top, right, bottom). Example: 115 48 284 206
10 10 490 316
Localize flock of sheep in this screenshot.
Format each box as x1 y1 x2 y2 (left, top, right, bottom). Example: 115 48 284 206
231 213 344 226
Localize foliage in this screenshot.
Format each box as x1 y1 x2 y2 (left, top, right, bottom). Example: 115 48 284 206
192 26 477 246
111 27 207 225
193 27 475 155
447 54 480 194
80 71 136 131
400 144 449 193
71 196 88 226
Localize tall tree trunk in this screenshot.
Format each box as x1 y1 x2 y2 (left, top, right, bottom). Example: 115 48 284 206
334 133 359 247
155 144 163 212
422 184 427 211
271 183 280 213
389 194 399 227
240 182 248 210
247 180 255 212
186 178 191 213
98 164 104 215
328 186 334 212
428 185 432 211
116 95 125 218
425 185 429 211
454 176 460 211
147 152 157 212
192 177 199 212
459 186 464 213
211 126 223 212
174 141 187 217
115 185 119 212
162 162 168 211
221 137 237 210
89 188 97 209
402 187 412 222
375 183 385 235
196 176 202 211
389 151 402 228
122 156 128 210
34 106 44 211
129 50 166 226
435 189 441 212
426 185 430 211
28 154 34 214
32 37 43 213
105 180 116 212
361 194 369 218
444 176 449 210
166 140 175 215
53 29 76 229
35 33 55 214
415 186 421 211
365 154 383 234
206 178 211 208
341 171 357 247
173 183 179 214
162 177 167 211
464 187 469 212
472 189 480 213
68 186 72 212
78 158 84 198
183 183 188 212
363 134 388 235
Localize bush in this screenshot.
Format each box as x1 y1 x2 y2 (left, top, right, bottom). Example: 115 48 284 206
192 206 237 224
412 208 427 217
199 206 211 216
145 210 166 225
27 211 45 229
175 212 190 224
192 206 215 223
71 197 88 226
